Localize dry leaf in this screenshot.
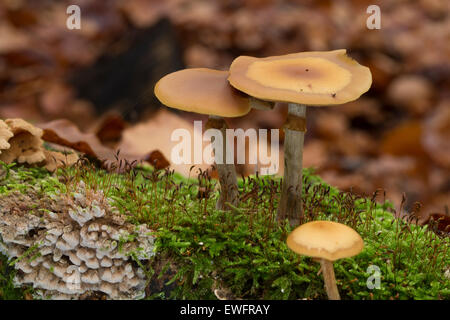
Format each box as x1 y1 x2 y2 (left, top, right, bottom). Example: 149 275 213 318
117 109 211 176
0 23 29 53
39 119 114 161
314 111 348 140
43 149 79 172
94 112 128 147
119 0 168 28
303 140 327 169
423 101 450 168
39 118 170 172
387 75 435 116
380 121 427 158
144 150 170 170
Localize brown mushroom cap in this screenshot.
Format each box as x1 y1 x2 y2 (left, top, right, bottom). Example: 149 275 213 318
228 49 372 106
154 68 252 117
287 220 364 261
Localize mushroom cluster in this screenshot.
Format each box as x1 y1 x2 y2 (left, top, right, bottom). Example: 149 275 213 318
228 50 372 226
0 182 155 300
154 68 272 210
0 118 46 165
154 50 371 224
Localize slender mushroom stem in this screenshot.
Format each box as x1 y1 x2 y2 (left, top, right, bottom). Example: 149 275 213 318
249 97 274 111
320 258 340 300
277 103 307 227
207 115 239 210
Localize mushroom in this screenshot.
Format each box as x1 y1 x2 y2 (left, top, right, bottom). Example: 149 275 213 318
286 220 364 300
0 120 13 152
154 68 272 210
0 118 46 165
228 49 372 226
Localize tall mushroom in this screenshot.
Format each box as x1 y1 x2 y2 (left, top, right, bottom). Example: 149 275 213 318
228 49 372 227
286 220 364 300
154 68 271 210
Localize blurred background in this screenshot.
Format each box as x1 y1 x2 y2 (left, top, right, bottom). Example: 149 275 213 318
0 0 448 221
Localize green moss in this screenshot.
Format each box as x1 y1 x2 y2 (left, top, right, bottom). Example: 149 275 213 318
0 163 448 300
0 253 30 300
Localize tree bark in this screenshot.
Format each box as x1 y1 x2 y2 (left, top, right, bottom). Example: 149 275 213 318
320 259 340 300
277 103 306 227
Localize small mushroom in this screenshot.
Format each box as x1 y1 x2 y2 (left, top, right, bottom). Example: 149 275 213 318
228 50 372 226
154 68 271 210
286 220 364 300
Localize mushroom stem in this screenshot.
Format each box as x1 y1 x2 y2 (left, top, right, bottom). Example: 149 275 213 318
320 258 340 300
277 103 306 227
207 115 240 210
248 97 274 111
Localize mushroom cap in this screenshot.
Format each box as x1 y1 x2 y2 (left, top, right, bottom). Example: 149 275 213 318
286 220 364 261
228 49 372 106
154 68 252 117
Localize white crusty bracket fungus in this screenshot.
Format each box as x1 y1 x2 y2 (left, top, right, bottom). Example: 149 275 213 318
0 182 155 300
228 50 372 227
287 220 364 300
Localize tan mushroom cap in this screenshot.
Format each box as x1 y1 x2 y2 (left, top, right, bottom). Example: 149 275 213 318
228 49 372 106
287 220 364 261
154 68 252 117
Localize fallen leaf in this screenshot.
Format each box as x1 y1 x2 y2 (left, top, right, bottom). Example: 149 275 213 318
119 0 168 28
94 112 128 147
423 212 450 235
39 118 170 172
380 121 427 158
0 22 29 53
143 150 170 170
117 109 211 176
303 140 327 169
39 119 114 161
387 75 435 116
43 149 79 172
314 111 348 140
423 101 450 168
